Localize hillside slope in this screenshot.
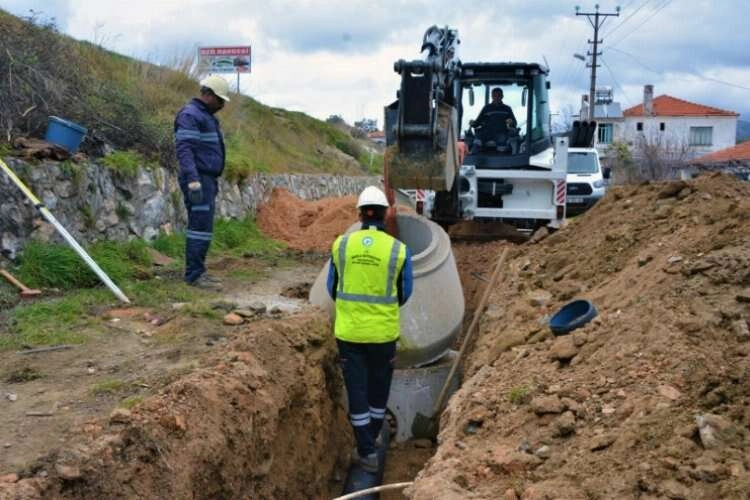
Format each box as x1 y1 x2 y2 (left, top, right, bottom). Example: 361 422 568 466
0 10 376 179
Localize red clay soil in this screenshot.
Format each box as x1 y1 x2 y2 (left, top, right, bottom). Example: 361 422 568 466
257 188 359 253
0 311 351 500
408 173 750 499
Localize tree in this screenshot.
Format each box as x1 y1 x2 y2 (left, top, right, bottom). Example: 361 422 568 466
353 118 377 133
608 135 690 183
607 141 635 184
326 115 345 125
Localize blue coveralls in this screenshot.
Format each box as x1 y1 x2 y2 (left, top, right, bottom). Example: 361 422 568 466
174 98 225 283
326 221 414 457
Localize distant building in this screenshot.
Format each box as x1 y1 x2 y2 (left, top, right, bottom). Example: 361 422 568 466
679 140 750 181
367 130 386 145
622 85 738 160
580 87 625 159
354 118 378 133
584 85 739 164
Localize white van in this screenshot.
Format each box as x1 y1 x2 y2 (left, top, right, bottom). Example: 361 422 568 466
566 148 608 214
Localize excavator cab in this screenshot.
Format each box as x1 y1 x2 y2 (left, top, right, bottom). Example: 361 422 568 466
464 83 523 155
458 64 552 168
386 27 567 231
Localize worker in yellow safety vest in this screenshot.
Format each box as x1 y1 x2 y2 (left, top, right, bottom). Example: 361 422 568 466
326 186 413 473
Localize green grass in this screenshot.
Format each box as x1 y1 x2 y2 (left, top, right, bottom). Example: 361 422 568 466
508 385 531 405
361 151 384 174
120 395 144 409
90 378 127 395
180 302 221 320
102 150 154 177
122 278 203 308
0 11 374 176
5 367 43 383
213 217 284 255
0 288 112 350
17 239 152 289
116 201 132 220
152 216 284 259
79 206 95 229
2 216 281 350
59 160 86 185
152 232 185 259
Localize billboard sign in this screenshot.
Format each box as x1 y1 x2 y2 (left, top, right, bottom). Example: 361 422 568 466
198 46 251 74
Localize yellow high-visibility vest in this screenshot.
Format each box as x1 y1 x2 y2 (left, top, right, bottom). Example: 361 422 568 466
331 228 407 343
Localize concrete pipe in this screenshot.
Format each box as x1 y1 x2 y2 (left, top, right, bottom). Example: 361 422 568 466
309 212 464 368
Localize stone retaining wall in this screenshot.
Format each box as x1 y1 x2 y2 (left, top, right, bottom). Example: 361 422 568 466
0 157 378 258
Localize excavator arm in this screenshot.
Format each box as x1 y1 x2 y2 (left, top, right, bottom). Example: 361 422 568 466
385 26 462 194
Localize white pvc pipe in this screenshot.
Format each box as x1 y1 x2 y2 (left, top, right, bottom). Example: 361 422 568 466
38 206 130 303
332 481 413 500
1 159 130 304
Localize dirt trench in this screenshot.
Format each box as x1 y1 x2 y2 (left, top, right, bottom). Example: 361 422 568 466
1 311 351 500
0 185 580 499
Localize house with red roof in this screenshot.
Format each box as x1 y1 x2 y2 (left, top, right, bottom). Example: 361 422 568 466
367 130 386 145
679 140 750 181
616 85 738 160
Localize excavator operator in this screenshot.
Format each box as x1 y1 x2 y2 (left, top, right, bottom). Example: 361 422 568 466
471 87 517 150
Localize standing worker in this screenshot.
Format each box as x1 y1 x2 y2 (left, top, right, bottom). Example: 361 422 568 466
326 186 413 473
174 75 230 290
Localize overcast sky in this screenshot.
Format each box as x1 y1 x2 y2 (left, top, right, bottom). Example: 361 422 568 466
3 0 750 125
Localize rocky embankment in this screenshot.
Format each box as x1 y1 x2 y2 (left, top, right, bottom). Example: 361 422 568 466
0 157 377 258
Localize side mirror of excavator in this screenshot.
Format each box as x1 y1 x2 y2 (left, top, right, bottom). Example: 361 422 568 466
469 88 474 106
521 88 528 107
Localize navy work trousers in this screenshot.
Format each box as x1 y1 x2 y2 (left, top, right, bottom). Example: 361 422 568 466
336 339 397 457
180 173 218 283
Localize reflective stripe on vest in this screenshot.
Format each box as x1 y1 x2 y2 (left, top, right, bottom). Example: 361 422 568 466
336 234 402 305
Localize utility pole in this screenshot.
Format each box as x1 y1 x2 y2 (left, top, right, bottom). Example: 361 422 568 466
576 4 620 120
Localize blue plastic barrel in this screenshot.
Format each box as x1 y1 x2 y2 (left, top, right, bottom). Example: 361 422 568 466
44 116 87 153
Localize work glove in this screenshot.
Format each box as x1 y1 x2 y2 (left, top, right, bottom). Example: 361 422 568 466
187 181 203 205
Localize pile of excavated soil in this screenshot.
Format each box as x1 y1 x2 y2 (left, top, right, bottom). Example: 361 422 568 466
452 240 511 334
409 173 750 499
257 188 358 253
0 311 351 499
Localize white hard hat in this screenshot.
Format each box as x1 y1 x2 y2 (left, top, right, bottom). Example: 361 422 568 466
357 186 389 208
200 75 231 102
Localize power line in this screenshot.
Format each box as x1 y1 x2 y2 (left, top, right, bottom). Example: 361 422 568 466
608 46 750 92
600 57 634 106
610 0 673 48
601 0 653 39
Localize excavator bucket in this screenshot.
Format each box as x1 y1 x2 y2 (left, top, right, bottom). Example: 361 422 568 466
386 103 459 192
384 26 462 193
